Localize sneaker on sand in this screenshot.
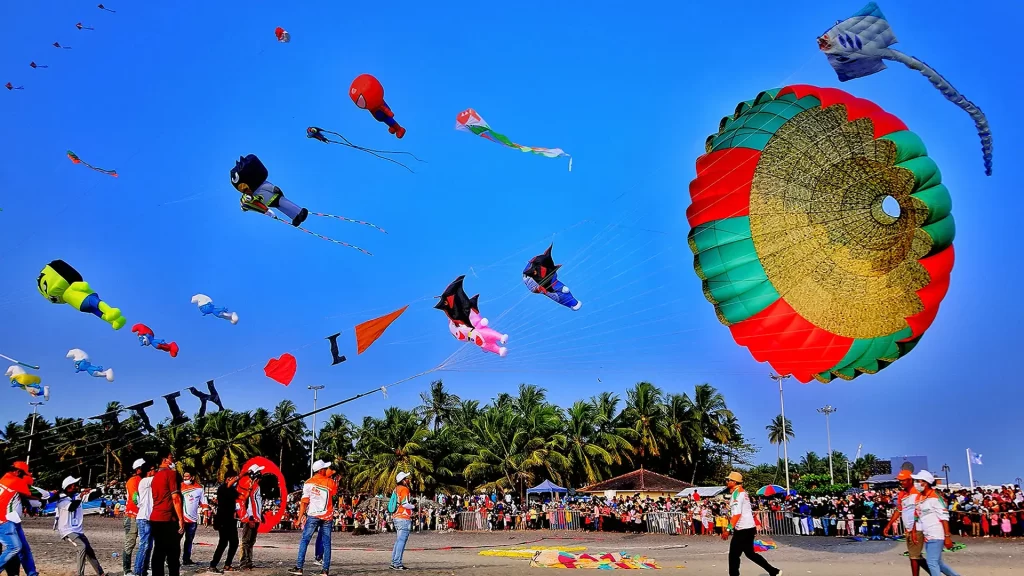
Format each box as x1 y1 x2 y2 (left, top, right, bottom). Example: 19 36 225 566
288 568 303 575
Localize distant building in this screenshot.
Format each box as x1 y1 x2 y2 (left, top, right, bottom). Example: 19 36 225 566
865 455 930 486
578 468 693 500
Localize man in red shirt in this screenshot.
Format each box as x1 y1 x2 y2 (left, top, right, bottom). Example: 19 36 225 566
123 458 146 575
148 447 185 576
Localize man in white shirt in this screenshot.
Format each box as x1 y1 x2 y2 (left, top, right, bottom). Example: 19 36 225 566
132 467 156 576
180 470 210 566
55 477 105 576
722 472 781 576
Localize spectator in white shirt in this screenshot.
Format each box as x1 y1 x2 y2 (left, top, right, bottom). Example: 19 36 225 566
132 468 156 576
722 471 781 576
55 476 105 576
912 471 961 576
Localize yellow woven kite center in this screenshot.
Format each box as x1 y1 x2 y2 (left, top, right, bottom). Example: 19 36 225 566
748 105 932 339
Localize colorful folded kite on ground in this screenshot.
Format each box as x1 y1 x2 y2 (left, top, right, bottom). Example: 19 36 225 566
753 539 777 552
456 108 572 171
355 306 408 354
67 150 117 177
531 550 659 569
480 546 588 559
818 2 991 175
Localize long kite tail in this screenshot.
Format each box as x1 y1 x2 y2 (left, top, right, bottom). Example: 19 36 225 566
67 150 118 177
263 212 373 255
884 49 992 176
307 127 425 173
309 212 387 234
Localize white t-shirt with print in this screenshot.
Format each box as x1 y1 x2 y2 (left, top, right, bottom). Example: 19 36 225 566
55 494 85 537
136 477 155 521
729 489 755 530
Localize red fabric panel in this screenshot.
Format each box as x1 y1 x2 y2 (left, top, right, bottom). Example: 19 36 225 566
903 245 955 340
687 148 759 228
729 299 853 383
779 84 907 138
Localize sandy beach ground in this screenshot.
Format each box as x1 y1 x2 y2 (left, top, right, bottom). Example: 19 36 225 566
20 517 1023 576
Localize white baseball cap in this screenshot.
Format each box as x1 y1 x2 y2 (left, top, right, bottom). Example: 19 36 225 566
62 476 81 490
247 464 265 474
912 470 936 485
312 460 332 473
396 471 410 483
132 458 146 470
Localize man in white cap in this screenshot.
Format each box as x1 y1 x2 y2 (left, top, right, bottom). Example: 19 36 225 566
911 470 961 576
288 460 338 575
389 471 415 570
56 476 105 576
722 471 781 576
133 464 157 576
237 463 265 570
123 458 146 575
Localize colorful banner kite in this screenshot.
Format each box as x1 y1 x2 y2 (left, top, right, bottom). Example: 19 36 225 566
456 108 571 171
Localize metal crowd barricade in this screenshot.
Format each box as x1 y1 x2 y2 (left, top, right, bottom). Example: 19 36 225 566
644 512 689 535
547 509 582 531
455 511 486 531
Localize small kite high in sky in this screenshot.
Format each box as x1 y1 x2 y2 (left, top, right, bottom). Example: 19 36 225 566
191 294 239 324
97 4 116 12
67 349 114 381
275 27 290 42
436 276 508 356
29 62 47 69
456 108 572 171
53 42 71 49
349 74 405 138
523 244 581 311
67 150 117 177
132 323 178 357
76 23 95 31
306 126 423 173
818 2 992 175
6 83 23 91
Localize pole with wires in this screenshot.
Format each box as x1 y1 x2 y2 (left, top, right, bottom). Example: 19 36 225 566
769 373 792 494
25 401 43 465
308 385 324 477
817 405 837 484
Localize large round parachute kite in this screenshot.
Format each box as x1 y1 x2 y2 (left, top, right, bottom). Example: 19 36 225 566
687 84 954 382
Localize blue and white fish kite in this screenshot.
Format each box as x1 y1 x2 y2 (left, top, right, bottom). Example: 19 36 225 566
818 2 992 175
66 348 114 382
191 294 239 324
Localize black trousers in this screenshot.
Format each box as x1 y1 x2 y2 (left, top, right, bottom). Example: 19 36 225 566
729 528 777 576
211 523 239 569
149 521 182 576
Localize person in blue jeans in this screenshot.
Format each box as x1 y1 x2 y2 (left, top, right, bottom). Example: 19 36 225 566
390 472 414 570
289 460 337 575
913 470 961 576
133 467 156 576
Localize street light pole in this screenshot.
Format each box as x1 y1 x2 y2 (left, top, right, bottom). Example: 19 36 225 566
817 405 837 484
308 385 325 477
941 464 951 487
25 401 44 466
846 461 852 485
769 373 792 494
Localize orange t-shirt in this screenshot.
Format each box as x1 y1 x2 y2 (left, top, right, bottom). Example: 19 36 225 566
125 475 141 517
392 485 412 520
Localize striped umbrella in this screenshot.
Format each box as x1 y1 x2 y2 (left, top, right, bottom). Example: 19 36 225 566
757 485 794 497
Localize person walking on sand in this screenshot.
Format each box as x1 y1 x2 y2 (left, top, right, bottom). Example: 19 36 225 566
885 470 932 576
912 471 962 576
288 460 338 576
55 476 106 576
180 469 209 566
237 463 265 570
123 458 146 576
389 472 415 570
209 471 241 573
148 447 185 576
0 461 41 576
722 472 781 576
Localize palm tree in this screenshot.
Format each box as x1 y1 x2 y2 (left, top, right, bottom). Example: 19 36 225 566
590 392 634 468
852 453 881 481
663 393 700 476
766 415 795 476
621 382 668 465
200 411 259 481
271 400 309 479
350 408 433 494
798 451 826 476
563 401 612 487
689 383 734 483
417 380 461 431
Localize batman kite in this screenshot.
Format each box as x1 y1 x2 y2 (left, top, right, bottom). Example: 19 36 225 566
523 244 580 310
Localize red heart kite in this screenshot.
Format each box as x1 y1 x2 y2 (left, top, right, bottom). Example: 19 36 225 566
264 353 296 385
238 456 286 533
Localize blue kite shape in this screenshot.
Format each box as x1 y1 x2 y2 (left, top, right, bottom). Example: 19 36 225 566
523 244 581 311
191 294 239 324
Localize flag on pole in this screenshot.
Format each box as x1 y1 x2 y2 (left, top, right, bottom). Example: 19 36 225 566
969 449 983 466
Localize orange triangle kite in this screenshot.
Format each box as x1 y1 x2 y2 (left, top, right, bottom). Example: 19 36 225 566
355 305 408 354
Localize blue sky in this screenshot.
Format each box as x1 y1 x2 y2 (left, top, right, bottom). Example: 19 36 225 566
1 1 1019 485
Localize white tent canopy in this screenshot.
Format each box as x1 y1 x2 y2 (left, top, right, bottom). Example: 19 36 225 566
676 486 728 498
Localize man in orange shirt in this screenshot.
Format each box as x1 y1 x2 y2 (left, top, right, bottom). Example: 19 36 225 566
884 470 930 576
389 472 414 571
0 461 41 576
123 458 146 575
288 460 338 576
